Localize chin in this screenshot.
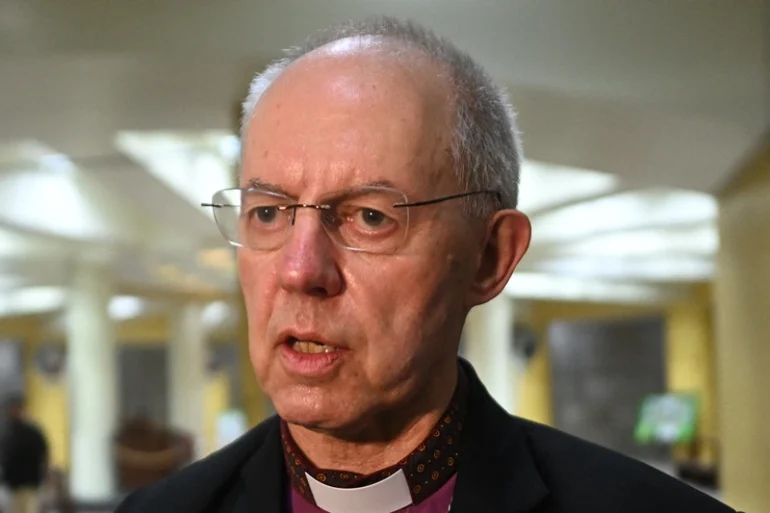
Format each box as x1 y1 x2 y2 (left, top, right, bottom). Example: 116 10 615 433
271 388 353 430
278 408 356 434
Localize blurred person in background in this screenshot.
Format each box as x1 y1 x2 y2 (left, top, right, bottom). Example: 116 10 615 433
117 16 740 513
0 395 48 513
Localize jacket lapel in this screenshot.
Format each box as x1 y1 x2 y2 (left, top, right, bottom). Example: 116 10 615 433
232 417 287 513
450 360 550 513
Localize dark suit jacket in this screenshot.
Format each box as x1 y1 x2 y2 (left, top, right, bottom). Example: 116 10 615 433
116 361 739 512
1 419 49 490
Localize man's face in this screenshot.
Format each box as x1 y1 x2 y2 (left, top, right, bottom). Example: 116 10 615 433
239 45 480 432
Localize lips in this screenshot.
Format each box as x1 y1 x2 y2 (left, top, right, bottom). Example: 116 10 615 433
278 331 346 377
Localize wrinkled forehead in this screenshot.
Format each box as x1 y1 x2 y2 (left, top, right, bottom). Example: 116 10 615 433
241 42 455 197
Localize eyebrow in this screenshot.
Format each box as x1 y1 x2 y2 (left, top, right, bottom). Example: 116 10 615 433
246 178 293 197
245 178 406 197
360 179 401 190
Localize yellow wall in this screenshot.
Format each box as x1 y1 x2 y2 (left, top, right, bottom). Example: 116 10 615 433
203 371 232 455
665 289 718 466
516 336 553 426
712 134 770 511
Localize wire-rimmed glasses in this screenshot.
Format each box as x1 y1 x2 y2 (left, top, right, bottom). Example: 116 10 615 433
202 186 498 254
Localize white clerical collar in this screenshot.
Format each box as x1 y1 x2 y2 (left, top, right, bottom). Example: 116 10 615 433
306 468 413 513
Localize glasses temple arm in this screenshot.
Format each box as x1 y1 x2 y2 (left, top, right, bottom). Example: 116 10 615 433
393 189 499 208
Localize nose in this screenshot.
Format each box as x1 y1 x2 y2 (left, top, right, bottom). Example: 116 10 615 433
278 210 343 297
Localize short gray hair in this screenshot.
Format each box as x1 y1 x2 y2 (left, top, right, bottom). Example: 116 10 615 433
241 16 522 215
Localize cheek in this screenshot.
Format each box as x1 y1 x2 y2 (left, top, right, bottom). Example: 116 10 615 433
355 255 461 364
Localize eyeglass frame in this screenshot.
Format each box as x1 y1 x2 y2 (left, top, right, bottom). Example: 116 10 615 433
201 186 500 251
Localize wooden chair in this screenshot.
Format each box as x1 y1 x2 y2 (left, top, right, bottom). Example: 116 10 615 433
113 418 193 492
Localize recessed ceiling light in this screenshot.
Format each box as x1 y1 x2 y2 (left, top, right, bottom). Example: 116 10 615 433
0 286 66 317
108 295 145 320
116 130 236 217
0 172 115 240
218 135 241 162
518 160 620 214
504 272 681 303
531 189 717 243
532 256 714 282
545 224 718 257
202 300 233 328
40 153 76 173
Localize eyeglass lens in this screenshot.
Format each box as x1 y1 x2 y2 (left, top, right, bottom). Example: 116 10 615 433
212 187 411 254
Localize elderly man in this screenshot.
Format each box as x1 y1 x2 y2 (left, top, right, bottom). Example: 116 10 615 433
117 16 738 513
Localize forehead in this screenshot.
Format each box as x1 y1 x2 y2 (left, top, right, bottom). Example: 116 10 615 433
241 41 454 196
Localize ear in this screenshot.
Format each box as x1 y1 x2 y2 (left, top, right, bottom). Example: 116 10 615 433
466 209 531 308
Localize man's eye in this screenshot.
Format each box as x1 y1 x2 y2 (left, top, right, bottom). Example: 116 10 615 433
358 208 387 227
251 206 279 223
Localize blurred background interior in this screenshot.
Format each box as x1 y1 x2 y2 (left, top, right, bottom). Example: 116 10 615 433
0 1 768 511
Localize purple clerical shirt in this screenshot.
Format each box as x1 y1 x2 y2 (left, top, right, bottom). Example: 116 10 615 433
288 474 457 513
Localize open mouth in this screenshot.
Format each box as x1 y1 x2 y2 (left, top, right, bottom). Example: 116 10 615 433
279 334 345 376
288 338 339 354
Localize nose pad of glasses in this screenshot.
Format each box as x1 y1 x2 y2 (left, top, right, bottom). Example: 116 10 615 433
287 204 332 227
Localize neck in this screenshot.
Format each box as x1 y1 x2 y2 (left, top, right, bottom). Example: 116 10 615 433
287 357 458 475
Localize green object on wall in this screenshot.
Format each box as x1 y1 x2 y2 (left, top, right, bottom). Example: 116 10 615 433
634 393 699 445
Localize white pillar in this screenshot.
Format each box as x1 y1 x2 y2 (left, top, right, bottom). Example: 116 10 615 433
168 302 206 459
67 263 117 502
462 295 517 413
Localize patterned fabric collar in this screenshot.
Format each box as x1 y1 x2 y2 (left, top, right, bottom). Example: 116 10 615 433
281 367 468 507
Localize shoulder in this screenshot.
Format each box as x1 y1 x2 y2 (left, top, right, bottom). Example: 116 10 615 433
28 421 47 439
16 420 45 441
512 417 736 513
115 416 279 513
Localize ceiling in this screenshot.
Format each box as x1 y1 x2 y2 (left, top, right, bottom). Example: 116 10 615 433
0 0 767 317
